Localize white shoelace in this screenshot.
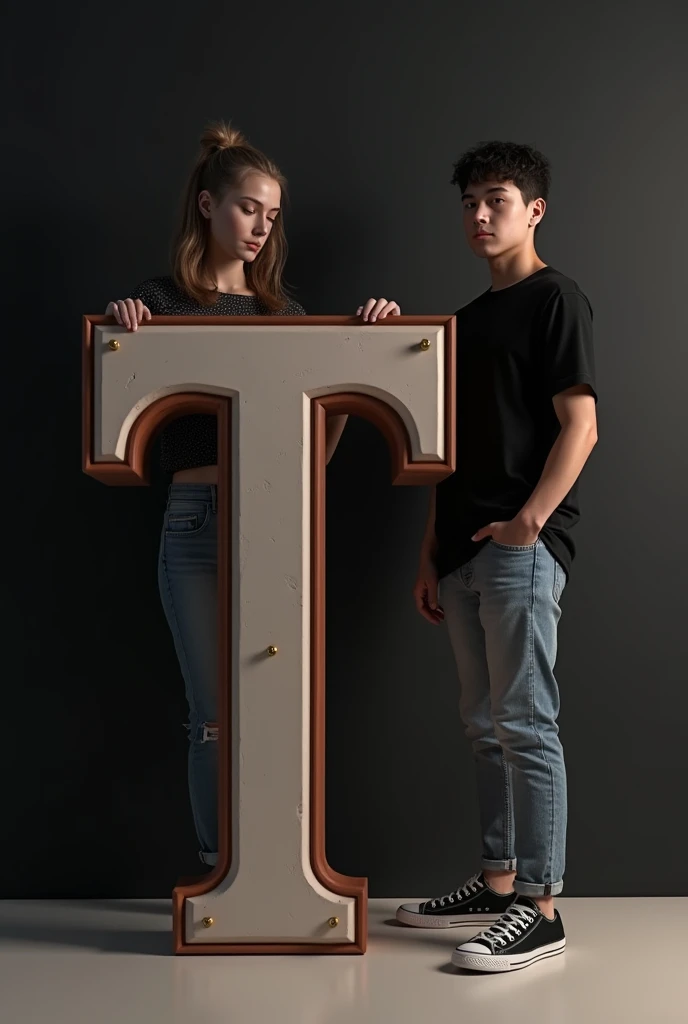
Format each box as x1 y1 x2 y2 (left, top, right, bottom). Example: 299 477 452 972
430 873 484 909
474 904 537 947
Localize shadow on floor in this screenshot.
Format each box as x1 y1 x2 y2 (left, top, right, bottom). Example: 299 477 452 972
0 902 173 956
373 916 479 953
46 898 172 917
0 922 173 956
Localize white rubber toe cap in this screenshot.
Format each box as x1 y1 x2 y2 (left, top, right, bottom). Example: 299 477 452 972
455 941 491 955
398 903 422 915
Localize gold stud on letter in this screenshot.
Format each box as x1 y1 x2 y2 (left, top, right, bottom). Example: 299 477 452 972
419 338 431 351
108 339 120 351
267 645 278 657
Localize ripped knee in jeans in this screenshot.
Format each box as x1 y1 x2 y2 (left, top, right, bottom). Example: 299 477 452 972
185 721 218 743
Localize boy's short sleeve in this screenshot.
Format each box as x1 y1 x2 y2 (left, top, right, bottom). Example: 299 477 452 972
540 290 597 402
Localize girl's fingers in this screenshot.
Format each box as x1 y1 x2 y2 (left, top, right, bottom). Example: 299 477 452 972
117 301 130 329
125 298 138 331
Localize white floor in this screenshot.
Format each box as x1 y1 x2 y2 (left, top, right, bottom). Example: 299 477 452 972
0 896 685 1024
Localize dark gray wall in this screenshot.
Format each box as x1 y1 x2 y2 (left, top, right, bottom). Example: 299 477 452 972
3 0 687 898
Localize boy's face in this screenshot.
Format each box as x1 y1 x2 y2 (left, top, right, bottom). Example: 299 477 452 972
461 179 545 257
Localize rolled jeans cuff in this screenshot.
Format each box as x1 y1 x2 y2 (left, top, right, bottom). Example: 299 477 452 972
482 858 518 873
514 880 564 897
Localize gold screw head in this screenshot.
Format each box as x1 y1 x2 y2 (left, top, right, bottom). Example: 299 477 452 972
202 917 214 928
419 338 431 351
108 339 120 351
328 917 339 928
267 645 278 657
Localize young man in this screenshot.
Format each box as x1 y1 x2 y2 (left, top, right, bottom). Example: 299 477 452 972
359 141 598 973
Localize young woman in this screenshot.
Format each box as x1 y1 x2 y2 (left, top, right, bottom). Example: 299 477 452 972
106 121 400 867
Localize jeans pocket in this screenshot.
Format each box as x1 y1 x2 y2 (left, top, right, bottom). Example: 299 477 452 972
553 561 566 603
165 502 211 538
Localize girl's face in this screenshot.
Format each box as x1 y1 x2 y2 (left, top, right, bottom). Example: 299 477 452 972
199 172 282 263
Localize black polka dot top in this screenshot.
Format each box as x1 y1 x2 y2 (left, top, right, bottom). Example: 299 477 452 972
131 276 306 475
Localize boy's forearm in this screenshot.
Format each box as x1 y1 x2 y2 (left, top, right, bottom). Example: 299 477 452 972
519 422 597 531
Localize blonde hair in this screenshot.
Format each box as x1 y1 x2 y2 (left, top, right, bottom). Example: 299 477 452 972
172 121 289 310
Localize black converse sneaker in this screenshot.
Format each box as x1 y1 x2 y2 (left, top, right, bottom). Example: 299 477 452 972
396 873 516 929
451 896 566 972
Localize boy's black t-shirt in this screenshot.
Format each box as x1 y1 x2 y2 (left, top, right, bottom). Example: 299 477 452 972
434 266 597 581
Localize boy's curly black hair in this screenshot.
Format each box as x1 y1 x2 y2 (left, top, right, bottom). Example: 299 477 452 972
451 141 551 208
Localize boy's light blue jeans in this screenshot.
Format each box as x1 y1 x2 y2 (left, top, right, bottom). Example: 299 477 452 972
440 538 567 897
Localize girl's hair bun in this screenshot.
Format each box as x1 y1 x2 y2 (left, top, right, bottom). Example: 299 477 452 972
200 120 247 154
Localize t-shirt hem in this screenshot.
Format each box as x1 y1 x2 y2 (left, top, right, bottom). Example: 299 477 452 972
550 373 598 402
